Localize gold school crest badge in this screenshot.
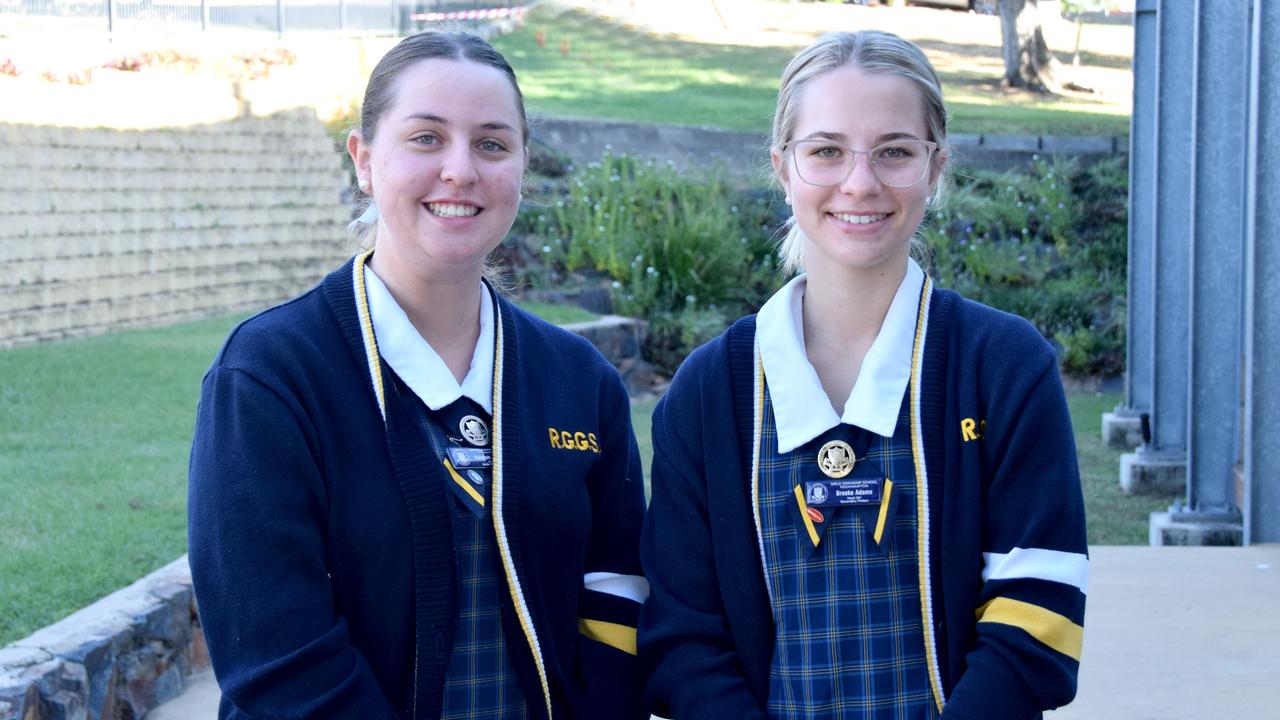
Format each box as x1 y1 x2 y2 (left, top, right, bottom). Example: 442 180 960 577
816 440 856 479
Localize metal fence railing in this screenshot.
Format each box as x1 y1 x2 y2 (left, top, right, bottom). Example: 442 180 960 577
0 0 520 35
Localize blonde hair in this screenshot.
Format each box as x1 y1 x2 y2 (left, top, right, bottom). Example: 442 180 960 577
771 30 951 275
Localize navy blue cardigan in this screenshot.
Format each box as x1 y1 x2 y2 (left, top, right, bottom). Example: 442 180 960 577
189 256 647 719
638 281 1088 719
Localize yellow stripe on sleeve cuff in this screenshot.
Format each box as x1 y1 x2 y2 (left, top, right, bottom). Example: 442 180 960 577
976 597 1083 661
577 618 637 656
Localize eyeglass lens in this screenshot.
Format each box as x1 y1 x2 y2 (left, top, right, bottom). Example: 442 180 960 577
791 140 933 188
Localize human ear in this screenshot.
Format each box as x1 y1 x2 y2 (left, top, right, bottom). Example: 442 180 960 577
771 145 792 203
347 129 372 192
928 146 949 190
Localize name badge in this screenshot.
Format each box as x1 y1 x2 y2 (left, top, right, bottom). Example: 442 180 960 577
446 446 492 470
804 478 883 507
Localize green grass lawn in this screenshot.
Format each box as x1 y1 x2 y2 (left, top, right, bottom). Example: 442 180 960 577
0 315 242 647
1 315 1153 646
516 301 598 325
491 8 1130 137
1066 389 1180 545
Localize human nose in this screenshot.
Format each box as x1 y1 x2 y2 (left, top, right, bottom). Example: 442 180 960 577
439 144 479 186
839 149 881 194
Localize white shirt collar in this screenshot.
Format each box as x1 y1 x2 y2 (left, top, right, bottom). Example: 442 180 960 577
757 259 925 453
362 265 495 414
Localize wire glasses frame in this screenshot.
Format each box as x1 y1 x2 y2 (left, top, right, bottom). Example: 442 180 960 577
783 138 939 188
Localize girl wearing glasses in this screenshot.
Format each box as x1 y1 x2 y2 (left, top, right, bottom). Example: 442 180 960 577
639 30 1087 719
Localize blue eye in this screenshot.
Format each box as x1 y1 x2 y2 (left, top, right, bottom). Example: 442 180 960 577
478 140 507 153
413 134 439 146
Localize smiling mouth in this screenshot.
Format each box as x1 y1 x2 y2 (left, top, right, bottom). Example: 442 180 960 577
426 202 480 218
832 212 887 225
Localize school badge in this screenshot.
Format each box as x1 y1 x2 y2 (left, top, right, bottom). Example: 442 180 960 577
816 440 856 479
807 482 830 505
459 415 489 447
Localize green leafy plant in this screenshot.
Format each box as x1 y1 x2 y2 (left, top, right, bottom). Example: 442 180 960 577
519 150 1127 378
923 155 1128 377
519 151 782 371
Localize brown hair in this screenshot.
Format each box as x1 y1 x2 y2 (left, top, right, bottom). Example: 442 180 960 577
359 31 528 146
349 32 529 247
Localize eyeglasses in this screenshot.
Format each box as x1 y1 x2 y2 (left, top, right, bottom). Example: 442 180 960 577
784 138 938 188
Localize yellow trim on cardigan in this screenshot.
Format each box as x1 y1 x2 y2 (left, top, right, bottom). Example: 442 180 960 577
352 250 386 421
792 485 821 547
577 618 638 656
976 597 1084 661
443 459 485 508
751 347 774 606
488 295 555 719
872 479 894 545
908 276 946 713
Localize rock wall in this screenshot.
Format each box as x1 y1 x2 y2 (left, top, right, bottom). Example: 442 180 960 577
0 110 351 348
0 558 201 720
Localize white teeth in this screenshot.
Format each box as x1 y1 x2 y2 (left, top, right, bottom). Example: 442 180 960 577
427 203 479 218
833 212 886 225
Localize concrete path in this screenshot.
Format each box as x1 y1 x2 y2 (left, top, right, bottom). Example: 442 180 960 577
147 546 1280 719
147 669 219 720
1045 545 1280 720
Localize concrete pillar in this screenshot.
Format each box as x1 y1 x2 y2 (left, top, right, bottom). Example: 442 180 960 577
1186 0 1249 515
1122 0 1276 545
1111 0 1158 446
1119 0 1190 500
1150 0 1192 455
1244 0 1280 544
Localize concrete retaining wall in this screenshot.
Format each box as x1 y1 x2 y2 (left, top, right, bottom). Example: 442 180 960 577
531 114 1128 177
0 110 350 348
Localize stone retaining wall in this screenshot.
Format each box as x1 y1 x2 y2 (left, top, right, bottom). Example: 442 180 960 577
0 110 350 348
0 557 201 720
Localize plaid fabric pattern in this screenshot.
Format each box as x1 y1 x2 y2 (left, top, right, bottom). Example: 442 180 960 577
415 397 530 720
759 383 938 720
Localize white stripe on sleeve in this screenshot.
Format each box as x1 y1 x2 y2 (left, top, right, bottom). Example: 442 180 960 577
583 572 650 603
982 548 1090 594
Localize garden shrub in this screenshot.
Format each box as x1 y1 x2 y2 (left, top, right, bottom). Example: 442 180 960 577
922 155 1128 377
515 151 1128 379
515 152 782 372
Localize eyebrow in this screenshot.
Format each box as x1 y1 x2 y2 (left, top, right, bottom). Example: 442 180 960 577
797 130 925 144
403 113 517 133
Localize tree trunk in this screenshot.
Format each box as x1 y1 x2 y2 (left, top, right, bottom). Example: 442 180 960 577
999 0 1063 94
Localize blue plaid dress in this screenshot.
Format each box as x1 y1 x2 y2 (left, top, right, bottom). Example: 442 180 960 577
759 383 938 720
409 390 530 720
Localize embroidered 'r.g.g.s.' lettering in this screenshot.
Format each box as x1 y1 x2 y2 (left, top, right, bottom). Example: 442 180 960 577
961 417 987 443
548 428 600 453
